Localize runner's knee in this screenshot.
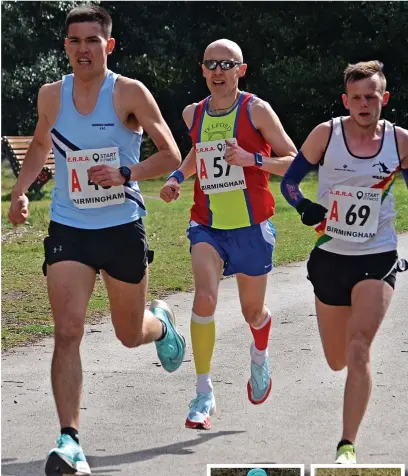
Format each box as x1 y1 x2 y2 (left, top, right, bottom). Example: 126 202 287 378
347 335 371 369
193 291 217 316
54 318 85 346
116 332 143 348
241 305 264 326
326 356 346 372
112 311 144 348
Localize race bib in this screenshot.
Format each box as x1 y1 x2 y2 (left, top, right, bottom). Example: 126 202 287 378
325 185 381 243
66 147 125 209
195 138 247 194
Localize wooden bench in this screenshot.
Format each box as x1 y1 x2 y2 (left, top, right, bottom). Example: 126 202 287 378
2 136 55 195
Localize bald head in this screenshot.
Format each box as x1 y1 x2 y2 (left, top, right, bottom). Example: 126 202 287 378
204 39 243 63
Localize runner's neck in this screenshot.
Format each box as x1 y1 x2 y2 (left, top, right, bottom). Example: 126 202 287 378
208 90 240 114
345 116 384 141
73 68 108 96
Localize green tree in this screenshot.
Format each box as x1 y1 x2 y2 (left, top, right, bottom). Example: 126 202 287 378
2 1 407 156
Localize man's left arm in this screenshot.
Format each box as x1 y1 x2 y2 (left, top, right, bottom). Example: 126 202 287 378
89 80 181 187
397 126 408 189
128 80 181 180
225 98 297 175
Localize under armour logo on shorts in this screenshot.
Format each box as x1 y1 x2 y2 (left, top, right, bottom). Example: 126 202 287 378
53 245 63 253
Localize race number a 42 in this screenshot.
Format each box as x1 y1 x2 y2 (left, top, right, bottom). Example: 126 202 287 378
325 185 381 243
195 138 247 194
66 147 125 209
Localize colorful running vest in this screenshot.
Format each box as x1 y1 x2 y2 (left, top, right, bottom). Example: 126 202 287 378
315 117 400 255
189 92 275 229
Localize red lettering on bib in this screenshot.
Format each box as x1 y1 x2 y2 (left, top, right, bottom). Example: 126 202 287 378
199 158 209 180
71 169 82 192
329 200 339 222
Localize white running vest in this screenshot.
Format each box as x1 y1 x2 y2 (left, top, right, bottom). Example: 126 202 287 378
315 117 401 255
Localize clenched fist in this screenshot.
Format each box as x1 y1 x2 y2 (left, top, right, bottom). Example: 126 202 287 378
9 192 29 226
87 165 124 187
160 178 180 203
224 139 255 167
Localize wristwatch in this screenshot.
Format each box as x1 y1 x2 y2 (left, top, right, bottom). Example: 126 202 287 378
254 152 263 167
119 166 132 186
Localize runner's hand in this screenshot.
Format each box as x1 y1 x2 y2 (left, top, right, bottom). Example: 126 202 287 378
296 198 327 226
160 178 180 203
88 165 124 187
224 140 255 167
8 192 29 226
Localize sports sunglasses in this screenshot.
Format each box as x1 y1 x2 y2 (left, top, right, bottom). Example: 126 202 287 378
203 59 242 70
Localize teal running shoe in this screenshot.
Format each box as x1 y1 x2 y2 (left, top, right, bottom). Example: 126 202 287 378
247 470 267 476
45 434 91 475
247 343 272 404
151 299 186 373
335 443 357 463
185 391 216 430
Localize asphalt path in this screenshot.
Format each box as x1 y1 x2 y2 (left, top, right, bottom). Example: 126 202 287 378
2 234 408 476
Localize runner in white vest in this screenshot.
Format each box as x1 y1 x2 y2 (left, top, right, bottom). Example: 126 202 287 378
281 60 408 463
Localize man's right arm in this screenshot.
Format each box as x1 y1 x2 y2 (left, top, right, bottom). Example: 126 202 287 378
12 84 54 196
8 84 55 226
280 122 331 226
170 104 198 179
160 104 198 203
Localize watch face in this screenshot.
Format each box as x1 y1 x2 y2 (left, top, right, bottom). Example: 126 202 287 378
121 166 131 181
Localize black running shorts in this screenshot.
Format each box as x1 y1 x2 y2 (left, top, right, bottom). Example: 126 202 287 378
306 247 399 306
43 219 153 284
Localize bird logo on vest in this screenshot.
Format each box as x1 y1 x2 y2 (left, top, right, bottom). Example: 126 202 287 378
372 162 390 174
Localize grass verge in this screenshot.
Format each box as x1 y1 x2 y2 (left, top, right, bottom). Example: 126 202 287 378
2 163 407 349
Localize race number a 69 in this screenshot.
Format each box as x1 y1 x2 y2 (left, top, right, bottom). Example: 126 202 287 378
325 185 381 243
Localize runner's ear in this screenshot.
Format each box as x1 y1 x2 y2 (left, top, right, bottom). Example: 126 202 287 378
107 38 115 55
238 63 247 78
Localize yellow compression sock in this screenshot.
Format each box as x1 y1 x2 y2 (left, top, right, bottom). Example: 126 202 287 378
190 312 215 375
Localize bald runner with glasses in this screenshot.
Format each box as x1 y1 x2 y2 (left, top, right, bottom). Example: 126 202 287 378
160 39 297 429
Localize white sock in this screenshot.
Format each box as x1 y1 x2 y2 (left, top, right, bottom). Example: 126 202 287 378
251 345 268 366
251 310 271 330
196 373 213 394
